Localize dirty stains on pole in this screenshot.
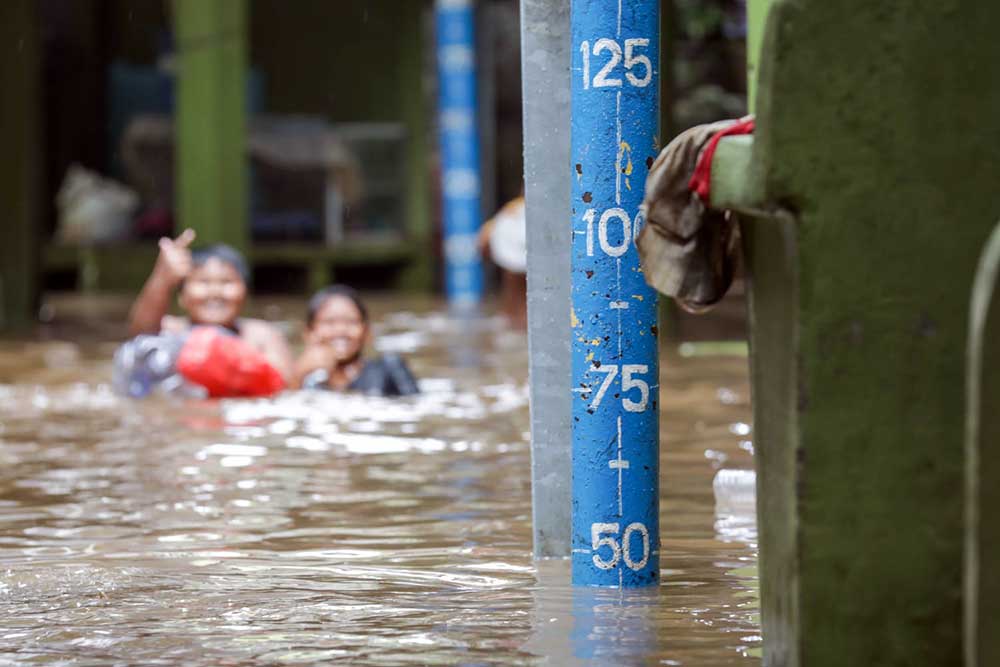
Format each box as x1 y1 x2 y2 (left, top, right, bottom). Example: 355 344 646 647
570 0 660 587
436 0 483 309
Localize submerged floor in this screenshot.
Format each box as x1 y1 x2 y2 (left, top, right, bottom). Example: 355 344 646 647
0 295 759 665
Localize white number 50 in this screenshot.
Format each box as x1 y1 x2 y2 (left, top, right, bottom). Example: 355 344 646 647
591 522 651 571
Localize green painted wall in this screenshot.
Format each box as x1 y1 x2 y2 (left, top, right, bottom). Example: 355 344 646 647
736 1 1000 665
0 0 41 331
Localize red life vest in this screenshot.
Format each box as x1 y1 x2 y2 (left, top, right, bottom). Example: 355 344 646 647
176 327 285 398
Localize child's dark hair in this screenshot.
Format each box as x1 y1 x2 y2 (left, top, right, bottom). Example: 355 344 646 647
307 284 368 326
191 244 250 284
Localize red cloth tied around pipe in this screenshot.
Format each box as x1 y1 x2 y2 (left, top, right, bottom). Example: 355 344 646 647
176 327 285 398
688 117 755 201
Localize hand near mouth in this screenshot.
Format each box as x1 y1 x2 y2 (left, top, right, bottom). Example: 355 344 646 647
293 341 364 389
326 337 364 364
298 343 338 374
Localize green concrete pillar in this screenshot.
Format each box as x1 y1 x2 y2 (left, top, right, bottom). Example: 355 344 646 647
966 220 1000 667
745 0 773 114
395 2 433 292
0 0 41 331
174 0 248 251
705 1 1000 665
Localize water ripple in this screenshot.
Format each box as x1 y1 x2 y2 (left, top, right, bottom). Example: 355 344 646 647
0 304 759 665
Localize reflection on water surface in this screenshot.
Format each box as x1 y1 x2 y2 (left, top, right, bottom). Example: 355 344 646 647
0 297 758 665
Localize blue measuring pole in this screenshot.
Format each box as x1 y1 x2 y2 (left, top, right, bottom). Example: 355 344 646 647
570 0 660 587
436 0 483 309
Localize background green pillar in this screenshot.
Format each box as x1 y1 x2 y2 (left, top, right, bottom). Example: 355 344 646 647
745 0 772 114
397 1 433 291
0 0 41 332
174 0 248 252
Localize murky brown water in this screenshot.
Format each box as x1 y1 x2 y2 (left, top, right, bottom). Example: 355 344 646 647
0 296 758 666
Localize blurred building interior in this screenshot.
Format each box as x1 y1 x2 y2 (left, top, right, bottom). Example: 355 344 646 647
1 0 748 334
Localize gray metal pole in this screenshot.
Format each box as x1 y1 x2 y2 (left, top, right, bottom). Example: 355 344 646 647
521 0 572 559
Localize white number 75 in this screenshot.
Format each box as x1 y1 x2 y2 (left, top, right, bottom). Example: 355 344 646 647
588 363 650 412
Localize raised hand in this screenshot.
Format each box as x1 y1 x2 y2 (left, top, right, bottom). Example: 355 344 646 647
153 228 196 286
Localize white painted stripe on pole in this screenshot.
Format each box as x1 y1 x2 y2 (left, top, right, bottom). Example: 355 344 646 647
617 415 624 515
615 91 622 205
450 291 479 308
444 232 480 264
443 168 481 198
441 109 475 132
617 258 623 359
440 44 475 70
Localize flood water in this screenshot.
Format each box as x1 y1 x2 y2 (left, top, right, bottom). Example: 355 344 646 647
0 296 759 666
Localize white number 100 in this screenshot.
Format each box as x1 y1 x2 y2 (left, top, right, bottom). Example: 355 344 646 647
581 207 644 258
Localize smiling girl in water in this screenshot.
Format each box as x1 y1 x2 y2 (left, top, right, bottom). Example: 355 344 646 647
293 285 419 396
127 229 293 384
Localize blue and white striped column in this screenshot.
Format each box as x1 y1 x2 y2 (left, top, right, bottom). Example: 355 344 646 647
570 0 660 587
436 0 483 309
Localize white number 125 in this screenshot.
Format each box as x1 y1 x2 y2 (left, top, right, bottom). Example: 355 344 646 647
580 38 652 90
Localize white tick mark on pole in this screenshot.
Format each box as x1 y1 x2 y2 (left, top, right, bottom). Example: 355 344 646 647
615 92 622 205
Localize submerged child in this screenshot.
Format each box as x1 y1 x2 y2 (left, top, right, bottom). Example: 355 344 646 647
293 285 419 396
117 229 293 397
